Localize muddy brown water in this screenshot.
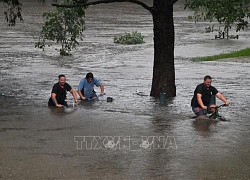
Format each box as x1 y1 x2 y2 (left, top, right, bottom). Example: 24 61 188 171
0 0 250 179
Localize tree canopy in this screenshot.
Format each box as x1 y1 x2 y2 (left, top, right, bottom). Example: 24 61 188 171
1 0 23 26
185 0 250 35
35 0 86 56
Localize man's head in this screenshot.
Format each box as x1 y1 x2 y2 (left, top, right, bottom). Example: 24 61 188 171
86 72 94 83
58 74 66 86
203 75 212 88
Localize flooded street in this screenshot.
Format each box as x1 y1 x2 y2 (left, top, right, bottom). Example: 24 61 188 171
0 0 250 179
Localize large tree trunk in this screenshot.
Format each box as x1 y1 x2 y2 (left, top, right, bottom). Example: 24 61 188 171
150 0 176 98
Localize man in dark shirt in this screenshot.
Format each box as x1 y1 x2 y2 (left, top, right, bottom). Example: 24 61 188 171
48 74 78 107
191 75 229 116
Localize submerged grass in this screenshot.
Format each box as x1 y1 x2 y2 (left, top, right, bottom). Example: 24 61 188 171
192 48 250 62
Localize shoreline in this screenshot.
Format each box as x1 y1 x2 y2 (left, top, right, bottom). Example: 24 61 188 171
218 56 250 63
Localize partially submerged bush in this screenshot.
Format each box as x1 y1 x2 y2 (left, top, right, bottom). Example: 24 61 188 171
114 31 145 45
35 0 85 56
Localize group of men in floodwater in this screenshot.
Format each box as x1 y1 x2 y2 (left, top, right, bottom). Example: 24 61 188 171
48 72 104 108
48 73 229 117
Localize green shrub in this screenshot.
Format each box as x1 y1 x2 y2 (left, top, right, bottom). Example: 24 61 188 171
35 0 85 56
114 31 145 45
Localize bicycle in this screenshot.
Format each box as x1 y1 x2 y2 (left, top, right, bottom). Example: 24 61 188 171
209 104 227 121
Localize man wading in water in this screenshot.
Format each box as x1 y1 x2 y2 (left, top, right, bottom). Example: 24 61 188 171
77 72 104 101
191 75 230 117
48 74 78 108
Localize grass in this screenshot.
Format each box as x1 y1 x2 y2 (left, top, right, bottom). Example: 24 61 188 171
192 48 250 62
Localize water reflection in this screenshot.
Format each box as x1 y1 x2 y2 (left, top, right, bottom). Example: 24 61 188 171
49 106 78 114
192 118 218 137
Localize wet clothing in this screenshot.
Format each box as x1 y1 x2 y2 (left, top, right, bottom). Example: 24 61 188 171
192 104 216 116
192 106 207 116
78 78 101 99
191 83 218 116
48 82 72 106
191 83 218 108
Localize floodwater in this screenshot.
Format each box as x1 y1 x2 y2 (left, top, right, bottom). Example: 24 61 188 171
0 0 250 179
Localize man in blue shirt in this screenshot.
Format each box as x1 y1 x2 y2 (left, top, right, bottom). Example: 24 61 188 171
77 72 104 100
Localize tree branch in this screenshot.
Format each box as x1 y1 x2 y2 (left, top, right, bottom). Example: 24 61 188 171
52 0 153 14
171 0 179 4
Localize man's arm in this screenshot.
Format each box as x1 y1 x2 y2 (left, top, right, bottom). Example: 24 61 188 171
70 89 79 103
197 93 207 109
77 79 86 100
94 78 104 95
216 92 230 106
77 90 86 100
51 93 63 108
100 84 104 95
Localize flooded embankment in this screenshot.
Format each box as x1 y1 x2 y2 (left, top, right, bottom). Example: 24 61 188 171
0 0 250 179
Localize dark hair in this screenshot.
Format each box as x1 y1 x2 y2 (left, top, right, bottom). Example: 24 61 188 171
86 72 93 79
204 75 212 81
58 74 65 79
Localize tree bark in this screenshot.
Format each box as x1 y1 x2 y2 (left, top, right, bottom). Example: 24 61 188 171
150 0 176 98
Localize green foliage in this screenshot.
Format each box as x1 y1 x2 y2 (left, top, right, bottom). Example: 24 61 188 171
1 0 23 26
192 48 250 61
114 31 145 45
35 0 85 56
1 0 60 26
185 0 250 36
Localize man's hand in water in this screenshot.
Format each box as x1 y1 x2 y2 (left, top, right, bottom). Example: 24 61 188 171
56 104 63 108
80 96 86 100
225 101 230 106
100 92 105 96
